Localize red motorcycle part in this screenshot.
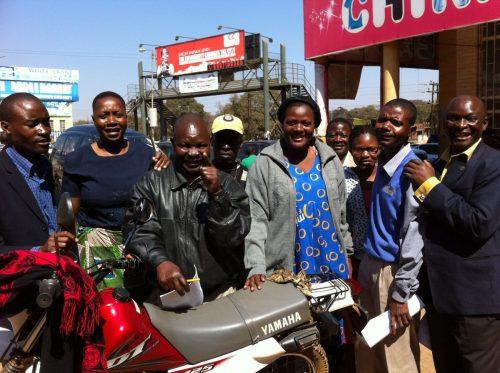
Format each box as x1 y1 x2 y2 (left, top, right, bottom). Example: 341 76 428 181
99 289 187 372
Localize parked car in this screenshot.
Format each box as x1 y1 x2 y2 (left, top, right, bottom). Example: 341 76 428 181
50 124 150 189
237 140 276 161
411 142 439 164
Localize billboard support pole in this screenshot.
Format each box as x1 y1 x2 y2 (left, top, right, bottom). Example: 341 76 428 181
280 43 286 84
381 41 400 105
158 78 167 141
133 107 139 131
138 62 147 134
280 43 287 104
263 40 270 139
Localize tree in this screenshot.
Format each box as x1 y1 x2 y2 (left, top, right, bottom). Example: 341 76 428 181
164 97 206 118
411 99 432 123
330 107 351 120
217 92 270 140
348 105 379 122
330 100 432 126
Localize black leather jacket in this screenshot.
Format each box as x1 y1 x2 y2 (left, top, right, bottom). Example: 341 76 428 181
124 164 250 295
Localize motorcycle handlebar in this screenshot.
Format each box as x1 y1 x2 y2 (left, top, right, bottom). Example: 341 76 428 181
110 255 142 270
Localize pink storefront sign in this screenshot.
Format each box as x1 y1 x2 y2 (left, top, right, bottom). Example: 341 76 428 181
304 0 500 59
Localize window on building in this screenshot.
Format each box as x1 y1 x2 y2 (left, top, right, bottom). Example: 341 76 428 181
49 120 54 127
60 120 66 131
480 21 500 130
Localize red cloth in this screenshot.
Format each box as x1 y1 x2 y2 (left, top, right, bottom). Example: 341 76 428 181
0 250 101 338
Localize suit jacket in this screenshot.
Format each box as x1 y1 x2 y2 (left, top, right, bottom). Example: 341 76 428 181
422 142 500 315
0 149 54 253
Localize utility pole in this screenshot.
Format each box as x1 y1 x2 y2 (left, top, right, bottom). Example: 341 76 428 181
426 81 439 134
137 62 146 135
263 39 270 139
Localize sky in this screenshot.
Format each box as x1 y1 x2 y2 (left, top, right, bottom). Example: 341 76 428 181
0 0 438 120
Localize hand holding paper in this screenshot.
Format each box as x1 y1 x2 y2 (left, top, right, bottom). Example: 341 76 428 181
361 294 424 348
160 266 204 310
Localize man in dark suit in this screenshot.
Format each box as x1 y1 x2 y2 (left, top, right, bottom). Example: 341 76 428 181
0 93 76 366
405 95 500 373
0 93 75 253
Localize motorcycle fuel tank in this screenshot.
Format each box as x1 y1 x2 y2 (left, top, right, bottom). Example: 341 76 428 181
99 288 187 371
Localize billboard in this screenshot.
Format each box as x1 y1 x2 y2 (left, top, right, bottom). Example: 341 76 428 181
0 66 79 83
44 101 73 117
0 80 78 102
304 0 500 59
179 72 219 94
156 31 245 76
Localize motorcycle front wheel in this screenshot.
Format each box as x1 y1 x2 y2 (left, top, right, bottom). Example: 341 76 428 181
260 343 329 373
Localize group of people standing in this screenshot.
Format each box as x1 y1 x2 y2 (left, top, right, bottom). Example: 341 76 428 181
323 96 500 373
0 90 499 373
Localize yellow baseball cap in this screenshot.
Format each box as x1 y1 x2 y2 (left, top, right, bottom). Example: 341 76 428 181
211 114 244 135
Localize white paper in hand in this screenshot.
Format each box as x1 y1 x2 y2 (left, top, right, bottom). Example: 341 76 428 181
160 266 204 310
361 294 424 348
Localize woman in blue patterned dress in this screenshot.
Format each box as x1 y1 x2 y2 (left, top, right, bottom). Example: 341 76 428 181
244 96 353 290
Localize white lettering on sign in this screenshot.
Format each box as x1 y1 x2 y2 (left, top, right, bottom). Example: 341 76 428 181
260 312 302 336
342 0 489 33
179 47 236 65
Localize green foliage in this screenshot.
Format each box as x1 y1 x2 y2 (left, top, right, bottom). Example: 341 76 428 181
165 97 206 118
216 92 268 140
412 99 432 123
330 100 433 125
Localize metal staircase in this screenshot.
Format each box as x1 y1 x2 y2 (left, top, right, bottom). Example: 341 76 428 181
128 61 314 105
126 57 315 138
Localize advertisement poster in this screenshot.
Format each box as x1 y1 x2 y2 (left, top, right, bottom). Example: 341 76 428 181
156 31 245 76
0 80 79 101
304 0 500 58
179 72 219 93
0 66 79 83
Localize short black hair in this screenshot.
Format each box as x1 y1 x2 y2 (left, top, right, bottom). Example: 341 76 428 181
0 93 42 123
92 91 126 112
349 125 377 147
327 117 353 131
383 98 418 126
277 96 322 128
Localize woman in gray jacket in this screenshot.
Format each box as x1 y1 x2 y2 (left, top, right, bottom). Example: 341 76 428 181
244 96 353 291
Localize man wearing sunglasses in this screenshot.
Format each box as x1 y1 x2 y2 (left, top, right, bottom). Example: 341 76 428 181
405 95 500 373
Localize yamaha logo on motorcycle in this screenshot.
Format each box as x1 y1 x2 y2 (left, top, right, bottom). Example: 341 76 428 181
260 311 302 336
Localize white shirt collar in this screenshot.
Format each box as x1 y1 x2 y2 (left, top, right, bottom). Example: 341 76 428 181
382 143 412 177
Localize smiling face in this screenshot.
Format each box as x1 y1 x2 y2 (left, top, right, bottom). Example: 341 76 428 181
92 96 127 144
281 103 315 152
326 121 351 160
375 105 412 153
1 98 51 158
351 133 380 172
173 115 211 178
445 96 488 154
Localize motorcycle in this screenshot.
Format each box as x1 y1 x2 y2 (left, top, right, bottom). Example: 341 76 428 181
1 194 360 373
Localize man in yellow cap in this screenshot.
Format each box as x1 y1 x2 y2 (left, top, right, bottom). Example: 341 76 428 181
211 114 247 186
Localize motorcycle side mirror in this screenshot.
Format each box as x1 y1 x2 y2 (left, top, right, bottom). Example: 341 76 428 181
133 198 153 224
57 192 76 235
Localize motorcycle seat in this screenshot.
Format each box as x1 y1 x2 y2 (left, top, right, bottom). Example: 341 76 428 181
143 282 310 364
